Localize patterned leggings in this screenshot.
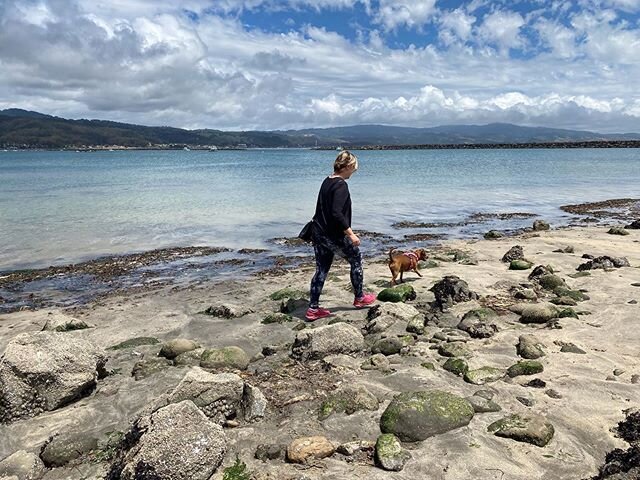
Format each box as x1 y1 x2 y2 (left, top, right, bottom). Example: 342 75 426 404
309 230 363 308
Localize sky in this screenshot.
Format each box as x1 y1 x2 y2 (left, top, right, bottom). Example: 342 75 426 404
1 0 640 132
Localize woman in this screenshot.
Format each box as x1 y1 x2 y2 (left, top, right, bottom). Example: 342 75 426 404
306 150 376 321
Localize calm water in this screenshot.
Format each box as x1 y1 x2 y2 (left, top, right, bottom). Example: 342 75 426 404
1 148 639 271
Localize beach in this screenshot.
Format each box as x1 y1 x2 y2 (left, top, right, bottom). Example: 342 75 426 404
1 218 639 479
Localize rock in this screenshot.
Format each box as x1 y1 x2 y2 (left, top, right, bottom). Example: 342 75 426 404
377 285 416 303
286 436 335 464
556 341 586 354
41 312 90 332
627 220 640 229
553 245 575 253
173 348 205 366
488 414 554 447
107 337 160 350
551 296 577 306
336 440 375 456
464 367 505 385
374 434 411 472
545 389 563 399
318 385 379 420
510 260 533 270
577 256 631 271
132 357 172 381
553 287 587 302
364 315 396 334
367 303 422 322
430 276 478 311
528 264 554 280
538 274 566 291
255 444 285 462
501 245 524 263
204 303 253 318
514 288 538 301
361 354 391 372
516 335 546 359
261 313 293 324
632 375 640 384
484 230 505 239
269 287 306 301
406 315 426 334
465 394 502 413
457 308 498 339
40 432 98 467
108 400 226 479
372 337 404 356
558 307 578 319
279 298 308 314
532 220 550 231
379 390 474 442
517 396 535 407
613 368 625 376
291 323 365 361
0 332 106 424
159 339 200 360
524 378 546 388
507 361 544 377
166 368 261 424
443 358 468 377
200 346 250 370
438 342 472 358
608 226 630 236
0 451 45 480
519 304 560 324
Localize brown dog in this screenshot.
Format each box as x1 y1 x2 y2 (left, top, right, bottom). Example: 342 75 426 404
388 247 428 285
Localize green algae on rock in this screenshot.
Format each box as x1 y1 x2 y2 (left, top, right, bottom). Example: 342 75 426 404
377 284 417 303
507 360 544 377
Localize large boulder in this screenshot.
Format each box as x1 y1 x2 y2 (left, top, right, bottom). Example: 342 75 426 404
108 400 226 480
166 368 265 424
41 312 90 332
200 346 250 370
291 323 365 361
0 332 106 424
429 276 478 311
40 431 99 467
380 390 474 442
0 450 45 480
519 304 560 324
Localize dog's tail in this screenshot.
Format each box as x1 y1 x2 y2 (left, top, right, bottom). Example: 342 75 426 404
388 247 396 263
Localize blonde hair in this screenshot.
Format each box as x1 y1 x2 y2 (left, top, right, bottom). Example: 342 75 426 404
334 150 358 172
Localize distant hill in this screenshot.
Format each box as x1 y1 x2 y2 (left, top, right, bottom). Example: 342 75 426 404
1 109 639 148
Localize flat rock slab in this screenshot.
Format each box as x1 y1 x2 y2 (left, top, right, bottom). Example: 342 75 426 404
488 414 555 447
291 323 365 361
464 367 506 385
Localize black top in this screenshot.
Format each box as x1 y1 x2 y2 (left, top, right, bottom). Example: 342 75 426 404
313 176 352 239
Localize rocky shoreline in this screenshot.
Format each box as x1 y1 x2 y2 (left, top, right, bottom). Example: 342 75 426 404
1 216 639 479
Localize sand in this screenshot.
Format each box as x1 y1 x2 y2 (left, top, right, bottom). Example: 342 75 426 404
0 225 639 479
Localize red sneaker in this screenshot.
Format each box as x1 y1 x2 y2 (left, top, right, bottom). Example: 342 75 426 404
305 307 332 321
353 292 377 308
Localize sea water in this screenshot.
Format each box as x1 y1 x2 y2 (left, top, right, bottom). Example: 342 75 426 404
1 148 639 271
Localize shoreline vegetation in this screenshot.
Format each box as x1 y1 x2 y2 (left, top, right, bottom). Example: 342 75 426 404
0 197 639 479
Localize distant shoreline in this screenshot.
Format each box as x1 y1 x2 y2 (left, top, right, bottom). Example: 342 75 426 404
3 140 640 151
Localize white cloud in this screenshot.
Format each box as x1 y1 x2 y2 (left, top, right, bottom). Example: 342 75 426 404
374 0 438 31
438 8 475 45
476 10 526 53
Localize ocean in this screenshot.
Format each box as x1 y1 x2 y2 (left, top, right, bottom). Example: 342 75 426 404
1 147 639 271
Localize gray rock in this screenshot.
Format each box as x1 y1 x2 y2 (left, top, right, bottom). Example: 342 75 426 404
430 276 479 311
488 414 554 447
380 390 474 442
501 245 525 263
255 444 285 461
291 323 365 361
173 348 205 366
319 384 379 420
242 383 267 422
406 315 426 335
367 303 423 322
516 396 536 407
279 298 308 314
507 360 544 378
40 432 98 467
0 451 45 480
464 367 505 385
532 220 550 231
337 440 375 457
159 339 200 360
484 230 505 239
204 303 253 318
0 332 106 424
131 357 172 381
364 315 396 334
465 395 502 413
361 354 391 372
519 304 560 324
577 256 631 271
438 342 472 358
109 400 226 480
41 313 90 332
443 357 469 377
200 346 250 370
374 434 411 472
608 226 630 236
372 337 403 356
557 342 586 354
514 288 538 300
517 335 546 359
457 308 499 339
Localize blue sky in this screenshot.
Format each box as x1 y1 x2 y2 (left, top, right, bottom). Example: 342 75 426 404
0 0 639 131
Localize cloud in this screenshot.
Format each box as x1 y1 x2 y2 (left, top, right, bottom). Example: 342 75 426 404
476 9 526 53
374 0 438 31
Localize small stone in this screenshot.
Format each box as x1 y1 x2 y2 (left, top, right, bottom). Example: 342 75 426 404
608 226 630 236
255 444 285 461
631 375 640 384
443 358 469 377
200 346 250 370
502 245 525 263
507 361 544 378
40 433 99 467
524 378 546 388
361 354 391 371
516 335 546 359
337 441 375 457
286 436 335 464
262 313 294 324
372 337 404 356
464 367 505 385
374 434 411 472
545 389 563 399
484 230 505 239
532 220 550 231
516 396 535 407
510 260 533 270
538 274 566 291
488 414 554 447
556 342 586 354
465 395 501 413
614 368 625 376
377 285 417 303
159 339 200 360
438 342 472 358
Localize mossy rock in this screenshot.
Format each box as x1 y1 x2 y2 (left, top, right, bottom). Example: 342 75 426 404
374 434 411 472
553 287 587 301
372 337 404 356
507 360 544 377
318 385 379 420
550 296 577 306
421 362 435 370
558 308 579 319
222 457 251 480
538 274 566 290
438 342 472 358
269 287 306 301
380 390 474 442
443 358 469 377
608 227 630 236
262 313 294 324
510 260 533 270
488 414 555 447
423 259 440 269
108 337 160 350
464 367 505 385
377 284 417 303
461 308 496 322
200 346 250 370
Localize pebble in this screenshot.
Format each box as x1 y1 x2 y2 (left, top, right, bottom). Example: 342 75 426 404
545 389 563 399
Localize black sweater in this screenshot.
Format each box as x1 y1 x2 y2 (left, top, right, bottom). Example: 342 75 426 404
313 177 352 239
